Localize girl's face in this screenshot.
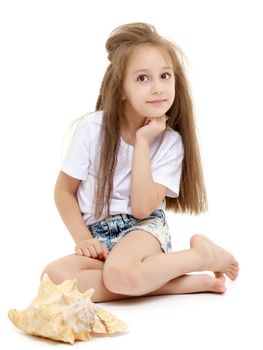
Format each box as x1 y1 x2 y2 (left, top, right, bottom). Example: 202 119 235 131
122 44 175 119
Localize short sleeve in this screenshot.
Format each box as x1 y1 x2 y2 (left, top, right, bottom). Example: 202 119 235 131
152 132 184 198
61 119 91 180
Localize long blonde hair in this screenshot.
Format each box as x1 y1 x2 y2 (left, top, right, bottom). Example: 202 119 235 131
90 22 207 220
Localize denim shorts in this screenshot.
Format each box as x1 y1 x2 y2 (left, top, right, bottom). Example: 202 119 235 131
87 209 172 253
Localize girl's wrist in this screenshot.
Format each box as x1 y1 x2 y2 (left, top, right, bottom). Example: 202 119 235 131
134 134 149 146
71 228 93 244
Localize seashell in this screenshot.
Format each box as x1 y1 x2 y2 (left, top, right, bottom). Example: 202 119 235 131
8 274 128 343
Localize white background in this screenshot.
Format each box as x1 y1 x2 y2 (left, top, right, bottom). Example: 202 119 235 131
0 0 262 349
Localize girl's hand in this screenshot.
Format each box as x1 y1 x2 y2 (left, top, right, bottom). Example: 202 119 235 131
135 115 169 144
75 238 109 260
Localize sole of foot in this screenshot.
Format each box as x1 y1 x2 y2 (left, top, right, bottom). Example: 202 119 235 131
190 234 239 281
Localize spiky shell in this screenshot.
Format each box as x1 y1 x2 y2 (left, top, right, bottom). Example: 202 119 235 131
8 274 128 343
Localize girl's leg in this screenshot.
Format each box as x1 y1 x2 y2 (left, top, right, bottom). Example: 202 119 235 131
41 254 226 302
72 271 226 302
41 254 126 301
152 273 226 296
103 233 239 296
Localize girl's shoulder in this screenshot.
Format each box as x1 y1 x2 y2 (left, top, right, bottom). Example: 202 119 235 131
78 110 103 128
161 127 184 155
165 126 183 143
68 111 103 144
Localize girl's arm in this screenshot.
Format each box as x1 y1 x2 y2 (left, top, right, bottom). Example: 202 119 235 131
54 171 93 244
131 136 166 218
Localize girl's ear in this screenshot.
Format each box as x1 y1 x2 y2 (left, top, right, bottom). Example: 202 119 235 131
121 94 126 101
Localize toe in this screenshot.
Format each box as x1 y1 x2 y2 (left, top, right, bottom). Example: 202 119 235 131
231 263 239 270
228 270 238 280
233 261 239 269
230 265 239 276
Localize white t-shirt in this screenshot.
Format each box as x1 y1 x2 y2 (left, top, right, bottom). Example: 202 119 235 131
61 111 184 225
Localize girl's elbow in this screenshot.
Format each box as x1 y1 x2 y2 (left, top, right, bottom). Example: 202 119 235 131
131 207 150 219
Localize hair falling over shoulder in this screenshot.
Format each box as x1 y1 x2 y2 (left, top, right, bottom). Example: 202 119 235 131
93 22 207 220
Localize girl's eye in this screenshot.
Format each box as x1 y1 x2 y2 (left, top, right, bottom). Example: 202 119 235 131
161 72 171 79
137 72 172 82
137 74 148 82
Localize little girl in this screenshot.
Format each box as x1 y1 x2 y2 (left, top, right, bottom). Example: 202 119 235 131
42 22 239 302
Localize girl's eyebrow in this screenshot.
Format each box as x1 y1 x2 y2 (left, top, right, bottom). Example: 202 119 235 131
133 66 173 74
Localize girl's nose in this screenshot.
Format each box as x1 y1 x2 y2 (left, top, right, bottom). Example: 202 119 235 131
151 77 164 94
151 87 163 94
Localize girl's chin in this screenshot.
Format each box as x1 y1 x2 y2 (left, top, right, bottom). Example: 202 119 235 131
141 111 167 118
144 114 165 118
136 108 168 119
144 109 169 118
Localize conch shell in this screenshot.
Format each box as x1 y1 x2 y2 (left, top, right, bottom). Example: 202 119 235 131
8 274 128 343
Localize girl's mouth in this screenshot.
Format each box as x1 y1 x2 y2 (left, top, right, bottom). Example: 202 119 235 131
146 99 167 105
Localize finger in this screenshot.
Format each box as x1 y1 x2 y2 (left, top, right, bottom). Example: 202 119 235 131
87 245 98 259
93 242 104 259
82 247 91 257
101 244 109 259
75 247 84 256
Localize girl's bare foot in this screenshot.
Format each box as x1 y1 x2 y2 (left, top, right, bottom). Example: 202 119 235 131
190 234 239 280
159 273 226 295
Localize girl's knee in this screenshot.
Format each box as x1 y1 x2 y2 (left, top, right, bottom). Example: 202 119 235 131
103 263 142 295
